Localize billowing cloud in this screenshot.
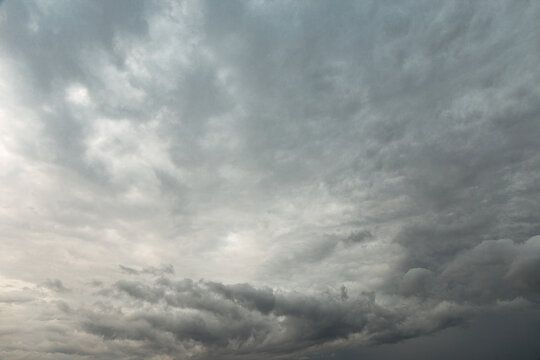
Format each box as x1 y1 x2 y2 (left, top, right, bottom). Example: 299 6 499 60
1 0 539 359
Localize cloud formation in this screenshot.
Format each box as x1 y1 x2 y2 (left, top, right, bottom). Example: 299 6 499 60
1 0 539 359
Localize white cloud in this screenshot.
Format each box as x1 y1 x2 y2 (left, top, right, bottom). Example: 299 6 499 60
65 84 91 106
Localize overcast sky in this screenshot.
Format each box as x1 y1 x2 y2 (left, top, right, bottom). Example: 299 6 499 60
1 1 540 359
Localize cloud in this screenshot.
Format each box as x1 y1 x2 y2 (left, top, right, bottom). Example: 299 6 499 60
43 279 70 293
119 264 175 276
61 276 465 359
4 240 536 360
0 0 539 359
441 236 540 301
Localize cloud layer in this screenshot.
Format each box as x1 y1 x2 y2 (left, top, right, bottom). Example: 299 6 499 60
1 0 540 359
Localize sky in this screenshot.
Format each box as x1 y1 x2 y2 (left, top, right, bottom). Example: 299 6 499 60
0 1 540 359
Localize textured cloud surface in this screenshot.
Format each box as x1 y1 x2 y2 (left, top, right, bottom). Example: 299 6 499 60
1 1 540 359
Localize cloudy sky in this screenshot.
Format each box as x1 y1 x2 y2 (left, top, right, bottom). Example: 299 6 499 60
1 0 540 359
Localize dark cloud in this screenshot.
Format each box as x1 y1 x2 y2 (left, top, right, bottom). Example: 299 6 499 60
343 231 373 245
119 264 175 276
71 277 435 358
57 261 538 359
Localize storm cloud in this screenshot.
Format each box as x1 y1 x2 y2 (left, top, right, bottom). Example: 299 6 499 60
1 0 539 359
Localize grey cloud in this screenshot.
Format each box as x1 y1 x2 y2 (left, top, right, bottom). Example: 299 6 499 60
90 280 104 287
340 286 348 301
43 279 70 293
0 0 150 90
119 265 139 275
74 277 437 358
0 293 34 304
206 282 276 315
119 264 175 276
441 236 540 301
57 301 72 314
115 280 164 303
0 0 153 179
75 266 539 359
399 268 434 298
395 236 540 304
1 0 540 359
342 231 373 245
333 309 540 360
